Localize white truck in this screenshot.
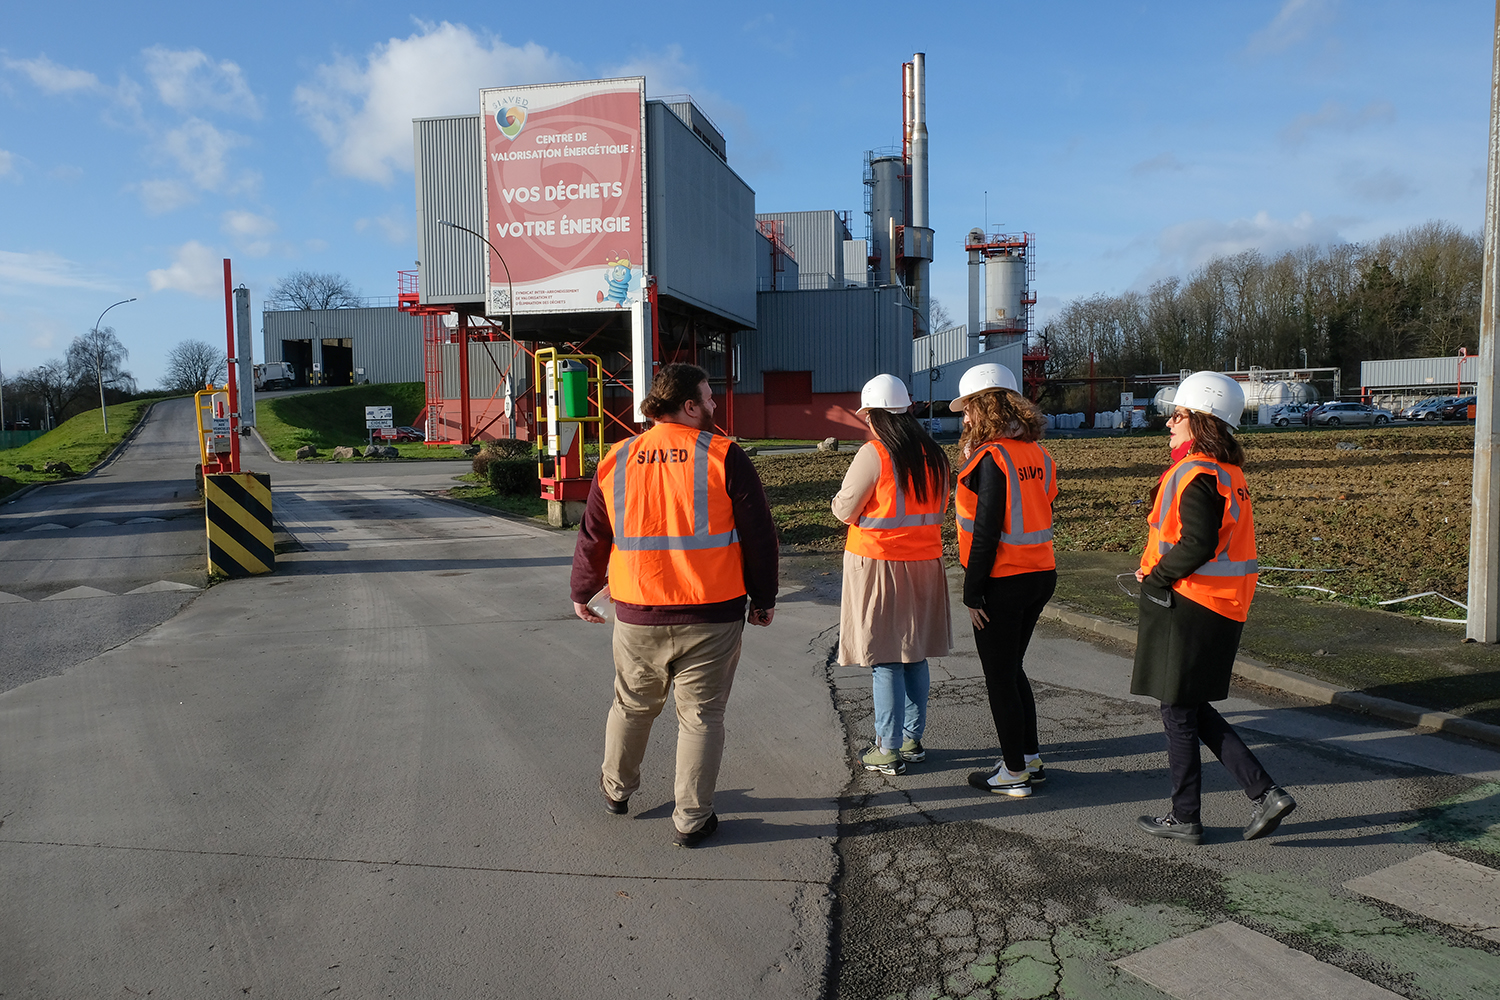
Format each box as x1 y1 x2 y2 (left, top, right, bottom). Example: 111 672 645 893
254 362 296 391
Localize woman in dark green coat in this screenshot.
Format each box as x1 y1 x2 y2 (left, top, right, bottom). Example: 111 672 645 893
1131 372 1295 846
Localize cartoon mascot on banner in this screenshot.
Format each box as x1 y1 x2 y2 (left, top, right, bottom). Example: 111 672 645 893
597 253 633 308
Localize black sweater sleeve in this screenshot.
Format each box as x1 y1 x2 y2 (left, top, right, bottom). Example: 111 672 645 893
724 444 779 610
1145 474 1225 588
961 452 1006 609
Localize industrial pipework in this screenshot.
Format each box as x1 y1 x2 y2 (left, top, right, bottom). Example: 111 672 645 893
907 53 931 336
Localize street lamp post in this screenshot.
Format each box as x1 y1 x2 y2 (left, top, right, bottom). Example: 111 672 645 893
91 297 136 433
437 220 515 349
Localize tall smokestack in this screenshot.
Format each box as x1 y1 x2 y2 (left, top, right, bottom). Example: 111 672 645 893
910 52 930 334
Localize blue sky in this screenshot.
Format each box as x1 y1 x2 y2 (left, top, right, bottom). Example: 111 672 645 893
1 1 1492 387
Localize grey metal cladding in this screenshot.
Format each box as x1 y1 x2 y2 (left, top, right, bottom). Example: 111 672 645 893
414 115 485 304
646 102 757 327
739 286 911 394
1360 355 1481 389
755 210 851 286
262 307 424 384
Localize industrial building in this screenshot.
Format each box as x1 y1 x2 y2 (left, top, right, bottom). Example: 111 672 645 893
263 54 1034 443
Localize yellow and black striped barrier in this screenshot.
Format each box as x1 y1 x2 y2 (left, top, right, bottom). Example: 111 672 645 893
205 472 274 577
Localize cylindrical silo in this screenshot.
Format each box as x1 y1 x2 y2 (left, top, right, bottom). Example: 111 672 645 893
867 155 905 286
984 254 1026 331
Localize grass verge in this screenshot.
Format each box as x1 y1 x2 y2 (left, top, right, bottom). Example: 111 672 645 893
446 473 550 521
256 384 469 460
0 400 155 500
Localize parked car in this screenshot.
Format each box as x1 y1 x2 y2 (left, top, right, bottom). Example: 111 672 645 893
1437 395 1477 420
374 426 425 443
1310 402 1394 427
1269 402 1314 427
1301 402 1332 426
1401 396 1455 421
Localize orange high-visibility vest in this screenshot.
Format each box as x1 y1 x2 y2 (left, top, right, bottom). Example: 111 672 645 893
955 439 1057 577
1139 453 1258 622
844 441 947 561
597 422 745 606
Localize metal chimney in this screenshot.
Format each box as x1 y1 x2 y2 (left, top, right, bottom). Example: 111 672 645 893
909 53 931 335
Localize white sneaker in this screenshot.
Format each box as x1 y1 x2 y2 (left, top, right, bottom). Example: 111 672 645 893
968 764 1032 797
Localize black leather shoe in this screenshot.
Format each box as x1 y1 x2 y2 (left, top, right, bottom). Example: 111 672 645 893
1137 813 1203 845
672 812 718 848
601 776 628 816
1243 786 1296 841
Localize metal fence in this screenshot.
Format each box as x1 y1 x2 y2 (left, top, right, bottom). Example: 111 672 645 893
0 430 45 451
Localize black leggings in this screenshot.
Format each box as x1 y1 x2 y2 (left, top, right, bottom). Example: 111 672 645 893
971 570 1057 772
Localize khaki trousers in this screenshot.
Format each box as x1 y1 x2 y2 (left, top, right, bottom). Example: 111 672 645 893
601 618 745 832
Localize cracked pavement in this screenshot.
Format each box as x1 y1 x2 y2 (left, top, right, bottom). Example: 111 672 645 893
824 606 1500 1000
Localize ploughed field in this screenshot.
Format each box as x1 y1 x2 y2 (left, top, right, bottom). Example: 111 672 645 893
754 425 1477 608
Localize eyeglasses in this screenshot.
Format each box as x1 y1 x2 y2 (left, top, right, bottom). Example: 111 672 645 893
1167 411 1190 424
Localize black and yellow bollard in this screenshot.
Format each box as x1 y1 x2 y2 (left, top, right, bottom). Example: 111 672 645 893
204 472 274 577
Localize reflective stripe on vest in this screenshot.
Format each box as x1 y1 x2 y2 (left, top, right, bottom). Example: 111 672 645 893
609 429 741 551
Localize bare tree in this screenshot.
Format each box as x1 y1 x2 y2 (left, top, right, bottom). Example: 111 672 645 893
929 298 957 333
162 339 227 393
67 327 135 430
266 271 361 310
15 359 83 429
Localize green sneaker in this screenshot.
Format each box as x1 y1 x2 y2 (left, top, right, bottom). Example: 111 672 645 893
861 746 906 775
1026 756 1046 784
899 738 926 762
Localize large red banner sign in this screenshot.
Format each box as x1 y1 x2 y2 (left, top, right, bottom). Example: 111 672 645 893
480 77 647 316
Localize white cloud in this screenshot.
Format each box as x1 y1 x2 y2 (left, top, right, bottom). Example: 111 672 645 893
0 149 15 180
222 210 278 256
142 46 260 117
294 20 575 184
1139 211 1350 285
148 241 222 297
135 178 197 214
3 54 101 93
162 117 246 190
0 249 107 290
1248 0 1338 56
1280 100 1394 147
222 210 277 239
354 212 410 244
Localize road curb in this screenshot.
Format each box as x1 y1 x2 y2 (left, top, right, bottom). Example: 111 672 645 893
3 399 160 504
1040 603 1500 748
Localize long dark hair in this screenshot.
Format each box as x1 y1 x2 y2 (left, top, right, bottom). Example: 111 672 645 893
866 409 951 503
1184 410 1245 467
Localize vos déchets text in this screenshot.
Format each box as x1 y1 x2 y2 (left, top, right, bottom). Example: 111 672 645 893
501 182 625 205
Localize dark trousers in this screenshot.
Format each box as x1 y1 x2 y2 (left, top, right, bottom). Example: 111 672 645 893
972 571 1056 772
1160 702 1274 823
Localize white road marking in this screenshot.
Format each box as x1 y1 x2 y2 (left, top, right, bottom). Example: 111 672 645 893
42 586 117 600
1115 921 1403 1000
1345 851 1500 944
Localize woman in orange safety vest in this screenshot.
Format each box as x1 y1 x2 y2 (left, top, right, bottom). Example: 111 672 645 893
833 374 952 776
949 364 1057 798
1131 371 1296 846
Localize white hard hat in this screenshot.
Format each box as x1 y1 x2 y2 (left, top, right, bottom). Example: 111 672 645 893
1173 371 1245 427
949 363 1020 411
857 374 913 415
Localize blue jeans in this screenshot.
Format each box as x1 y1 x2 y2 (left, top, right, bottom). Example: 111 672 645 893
871 660 929 750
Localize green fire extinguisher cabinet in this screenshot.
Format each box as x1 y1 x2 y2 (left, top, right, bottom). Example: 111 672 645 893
558 360 589 418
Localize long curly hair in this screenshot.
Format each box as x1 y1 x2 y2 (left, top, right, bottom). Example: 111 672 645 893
958 388 1046 457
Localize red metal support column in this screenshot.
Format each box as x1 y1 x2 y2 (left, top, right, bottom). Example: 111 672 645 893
222 258 240 473
458 313 471 443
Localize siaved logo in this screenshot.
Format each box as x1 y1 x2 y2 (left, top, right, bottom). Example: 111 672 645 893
497 104 527 140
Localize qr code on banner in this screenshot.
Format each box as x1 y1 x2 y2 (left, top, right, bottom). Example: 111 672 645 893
491 288 511 311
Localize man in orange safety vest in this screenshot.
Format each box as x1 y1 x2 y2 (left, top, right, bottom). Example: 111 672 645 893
571 363 778 848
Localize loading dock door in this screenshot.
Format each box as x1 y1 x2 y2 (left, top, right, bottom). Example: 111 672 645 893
281 340 314 387
322 338 354 386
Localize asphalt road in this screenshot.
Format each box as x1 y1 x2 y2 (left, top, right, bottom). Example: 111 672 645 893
0 397 206 693
2 417 1498 998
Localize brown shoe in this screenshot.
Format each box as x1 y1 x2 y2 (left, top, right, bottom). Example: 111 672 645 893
601 775 628 815
672 812 718 848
